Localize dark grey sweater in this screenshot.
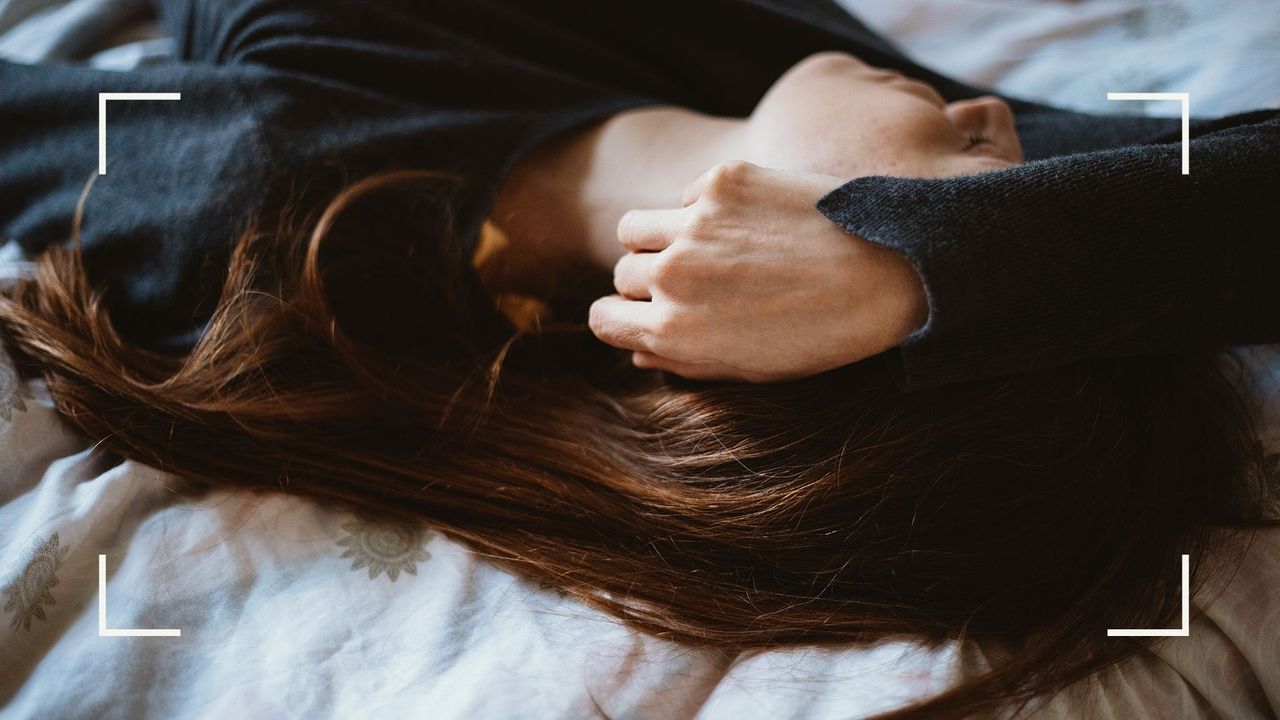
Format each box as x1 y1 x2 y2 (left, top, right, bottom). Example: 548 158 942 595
819 108 1280 390
2 0 1277 389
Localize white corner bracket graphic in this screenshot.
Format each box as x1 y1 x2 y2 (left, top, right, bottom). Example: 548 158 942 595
1107 554 1190 637
98 92 181 175
98 554 181 637
1106 92 1190 175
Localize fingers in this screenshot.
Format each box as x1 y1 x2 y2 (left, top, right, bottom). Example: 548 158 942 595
617 208 686 252
588 294 660 353
612 251 657 299
631 351 736 381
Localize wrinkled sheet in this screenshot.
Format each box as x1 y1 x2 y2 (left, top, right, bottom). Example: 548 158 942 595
840 0 1280 117
2 1 1278 718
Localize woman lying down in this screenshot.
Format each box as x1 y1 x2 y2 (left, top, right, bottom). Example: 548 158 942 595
1 0 1277 717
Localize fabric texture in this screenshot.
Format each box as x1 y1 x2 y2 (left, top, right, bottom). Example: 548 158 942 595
0 0 672 349
841 0 1280 119
5 0 1276 387
816 109 1280 390
1 328 1277 720
2 2 1279 719
819 0 1280 389
820 0 1280 391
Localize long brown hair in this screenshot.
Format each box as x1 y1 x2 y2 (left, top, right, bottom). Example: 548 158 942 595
1 171 1275 719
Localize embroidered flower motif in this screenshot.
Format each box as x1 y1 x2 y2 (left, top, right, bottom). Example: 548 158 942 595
0 346 31 423
335 516 432 581
3 532 71 632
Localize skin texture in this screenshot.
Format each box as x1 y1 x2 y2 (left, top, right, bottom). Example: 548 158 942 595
596 160 929 381
485 51 1024 381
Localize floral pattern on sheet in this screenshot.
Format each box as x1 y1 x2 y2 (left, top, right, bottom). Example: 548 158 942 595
336 516 432 581
3 532 71 633
0 342 31 422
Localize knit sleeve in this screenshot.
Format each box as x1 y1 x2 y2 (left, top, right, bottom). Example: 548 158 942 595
815 110 1280 391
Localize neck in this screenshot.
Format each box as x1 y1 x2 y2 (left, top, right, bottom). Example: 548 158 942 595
485 107 745 297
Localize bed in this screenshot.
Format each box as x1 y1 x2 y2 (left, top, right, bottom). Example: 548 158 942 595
1 0 1278 717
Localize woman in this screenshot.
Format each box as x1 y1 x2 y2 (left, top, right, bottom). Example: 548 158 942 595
503 57 1280 391
486 52 1024 387
1 1 1277 718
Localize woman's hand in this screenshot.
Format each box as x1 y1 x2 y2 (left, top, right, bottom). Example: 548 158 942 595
588 161 929 382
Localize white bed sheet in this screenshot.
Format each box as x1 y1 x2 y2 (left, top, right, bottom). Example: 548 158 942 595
838 0 1280 117
5 340 1279 720
2 1 1279 718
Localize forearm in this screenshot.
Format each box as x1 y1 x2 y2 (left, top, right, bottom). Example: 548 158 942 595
485 106 742 296
817 111 1280 390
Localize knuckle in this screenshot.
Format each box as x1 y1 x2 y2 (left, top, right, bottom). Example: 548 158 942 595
648 251 680 290
650 245 703 294
684 203 718 236
648 311 679 356
704 160 754 197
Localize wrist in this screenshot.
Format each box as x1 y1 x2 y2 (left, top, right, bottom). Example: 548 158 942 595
866 242 930 352
897 263 930 341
